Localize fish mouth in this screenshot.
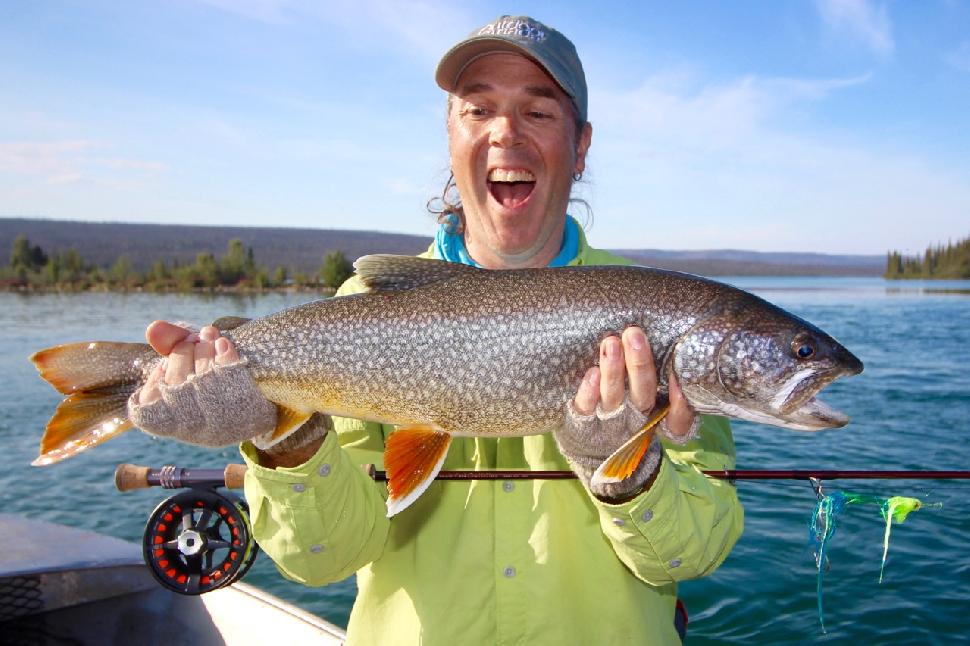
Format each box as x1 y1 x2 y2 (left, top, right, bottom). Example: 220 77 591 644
487 168 535 210
781 394 850 430
774 369 855 430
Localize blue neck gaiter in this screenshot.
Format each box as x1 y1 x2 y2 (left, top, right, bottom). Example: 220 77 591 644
433 215 580 268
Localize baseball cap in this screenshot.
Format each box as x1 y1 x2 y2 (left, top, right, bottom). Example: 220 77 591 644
435 15 588 123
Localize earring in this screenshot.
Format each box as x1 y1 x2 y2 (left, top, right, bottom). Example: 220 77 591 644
572 172 583 182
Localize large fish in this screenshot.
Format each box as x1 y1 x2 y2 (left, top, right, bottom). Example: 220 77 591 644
31 255 863 515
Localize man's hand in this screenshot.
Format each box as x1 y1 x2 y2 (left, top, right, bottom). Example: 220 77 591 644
127 320 278 448
573 326 695 439
554 326 699 502
133 320 328 466
138 321 240 404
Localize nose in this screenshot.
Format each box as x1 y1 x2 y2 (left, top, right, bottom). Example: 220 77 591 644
489 113 523 148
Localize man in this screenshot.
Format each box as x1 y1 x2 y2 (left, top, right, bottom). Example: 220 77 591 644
132 16 742 644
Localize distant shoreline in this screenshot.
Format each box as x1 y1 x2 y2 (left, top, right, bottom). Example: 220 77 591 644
1 283 338 295
1 217 886 278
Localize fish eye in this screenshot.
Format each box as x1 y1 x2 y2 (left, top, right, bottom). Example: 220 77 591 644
792 336 817 360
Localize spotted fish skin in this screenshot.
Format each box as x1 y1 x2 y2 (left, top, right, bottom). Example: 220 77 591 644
31 255 863 473
224 255 862 436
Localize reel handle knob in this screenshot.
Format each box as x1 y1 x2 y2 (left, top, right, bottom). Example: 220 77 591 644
115 463 151 491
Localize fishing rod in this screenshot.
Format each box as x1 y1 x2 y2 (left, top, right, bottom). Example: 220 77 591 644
699 469 970 481
115 463 969 599
114 463 970 491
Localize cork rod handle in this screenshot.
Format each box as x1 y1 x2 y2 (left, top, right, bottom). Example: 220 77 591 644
114 463 151 492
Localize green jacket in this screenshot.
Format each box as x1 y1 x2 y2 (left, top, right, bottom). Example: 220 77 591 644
241 232 743 645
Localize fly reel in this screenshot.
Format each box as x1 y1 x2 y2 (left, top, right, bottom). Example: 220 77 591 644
142 487 258 595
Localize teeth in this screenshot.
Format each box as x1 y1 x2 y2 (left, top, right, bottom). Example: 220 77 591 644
488 169 535 183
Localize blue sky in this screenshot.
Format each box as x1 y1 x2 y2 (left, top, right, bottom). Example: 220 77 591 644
1 1 968 254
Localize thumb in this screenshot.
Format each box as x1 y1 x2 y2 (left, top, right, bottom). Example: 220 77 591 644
145 320 193 356
665 373 696 438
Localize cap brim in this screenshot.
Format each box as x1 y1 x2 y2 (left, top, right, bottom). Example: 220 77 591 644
435 37 569 97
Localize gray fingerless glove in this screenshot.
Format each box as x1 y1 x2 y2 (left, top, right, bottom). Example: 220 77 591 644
128 359 277 447
553 396 662 502
656 415 701 445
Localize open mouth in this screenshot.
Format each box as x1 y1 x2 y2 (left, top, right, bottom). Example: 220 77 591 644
777 371 850 430
787 395 850 429
487 169 535 209
774 345 864 430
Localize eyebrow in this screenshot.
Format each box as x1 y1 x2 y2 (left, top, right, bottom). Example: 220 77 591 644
457 82 559 100
524 85 557 100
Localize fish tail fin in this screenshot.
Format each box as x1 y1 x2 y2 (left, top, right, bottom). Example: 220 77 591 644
30 342 155 465
384 424 451 517
591 405 668 485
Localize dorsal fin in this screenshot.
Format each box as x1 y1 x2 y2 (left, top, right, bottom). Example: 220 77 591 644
353 255 480 292
210 316 251 332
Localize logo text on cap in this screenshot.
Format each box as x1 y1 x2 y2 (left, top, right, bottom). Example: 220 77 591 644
478 18 547 43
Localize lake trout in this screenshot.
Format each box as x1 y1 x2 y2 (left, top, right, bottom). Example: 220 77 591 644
31 254 863 515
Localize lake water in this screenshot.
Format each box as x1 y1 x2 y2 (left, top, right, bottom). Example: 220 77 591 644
2 277 969 644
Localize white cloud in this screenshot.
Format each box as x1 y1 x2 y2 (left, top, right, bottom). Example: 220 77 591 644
588 71 969 254
0 139 168 186
0 140 101 175
592 71 871 152
816 0 894 58
45 173 84 186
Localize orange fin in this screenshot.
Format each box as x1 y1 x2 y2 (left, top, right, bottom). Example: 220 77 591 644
30 341 153 465
33 391 134 466
270 404 312 443
384 424 451 517
31 341 154 395
591 405 668 486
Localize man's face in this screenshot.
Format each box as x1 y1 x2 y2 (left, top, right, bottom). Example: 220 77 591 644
447 53 592 268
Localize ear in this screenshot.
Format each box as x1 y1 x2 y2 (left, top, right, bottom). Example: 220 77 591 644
574 122 592 174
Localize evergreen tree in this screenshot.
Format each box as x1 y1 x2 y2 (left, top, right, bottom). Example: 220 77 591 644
194 252 219 289
10 235 48 272
110 255 135 288
320 250 353 289
273 265 289 287
221 239 247 285
885 234 970 279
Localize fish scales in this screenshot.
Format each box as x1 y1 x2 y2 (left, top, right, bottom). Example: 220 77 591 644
30 255 863 514
224 265 737 436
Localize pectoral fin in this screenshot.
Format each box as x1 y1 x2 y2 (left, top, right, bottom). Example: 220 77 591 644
384 424 451 517
591 405 668 486
266 404 312 444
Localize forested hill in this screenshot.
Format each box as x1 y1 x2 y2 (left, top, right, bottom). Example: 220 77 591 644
0 218 430 273
0 218 884 276
621 249 883 277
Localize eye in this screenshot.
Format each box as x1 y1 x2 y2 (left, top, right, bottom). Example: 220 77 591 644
792 336 817 360
459 104 490 118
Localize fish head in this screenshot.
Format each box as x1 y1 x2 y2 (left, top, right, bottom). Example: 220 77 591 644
674 304 864 431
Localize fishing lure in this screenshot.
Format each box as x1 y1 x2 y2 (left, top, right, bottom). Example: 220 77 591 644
877 496 927 583
808 489 933 632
